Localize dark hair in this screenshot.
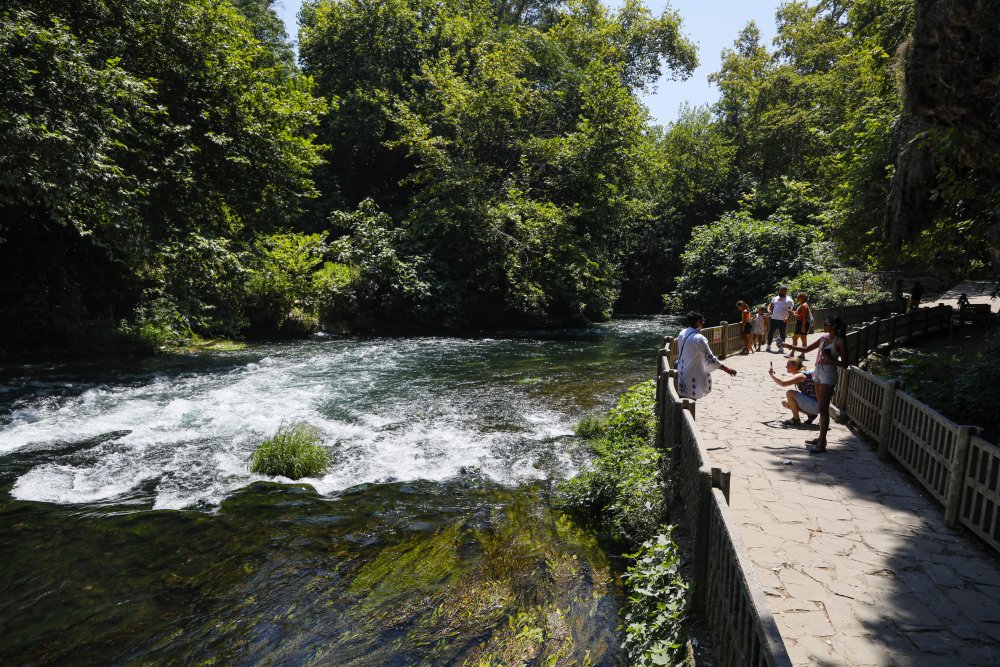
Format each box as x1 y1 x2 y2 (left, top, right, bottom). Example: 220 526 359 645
824 315 847 337
686 311 705 327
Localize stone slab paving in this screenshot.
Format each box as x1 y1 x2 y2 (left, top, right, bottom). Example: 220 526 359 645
934 280 998 308
693 337 1000 666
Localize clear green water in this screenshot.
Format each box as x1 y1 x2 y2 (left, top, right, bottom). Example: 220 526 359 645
0 318 677 665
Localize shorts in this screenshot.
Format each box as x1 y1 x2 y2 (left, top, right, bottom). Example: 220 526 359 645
742 322 753 335
794 320 809 335
791 392 819 415
814 363 839 386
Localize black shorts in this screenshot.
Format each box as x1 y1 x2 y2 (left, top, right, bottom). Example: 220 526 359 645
795 320 809 335
743 322 753 335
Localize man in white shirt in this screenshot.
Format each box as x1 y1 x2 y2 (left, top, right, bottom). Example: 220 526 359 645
767 286 794 352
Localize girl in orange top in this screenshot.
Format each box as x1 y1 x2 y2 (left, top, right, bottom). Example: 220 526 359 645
787 292 810 359
736 300 753 354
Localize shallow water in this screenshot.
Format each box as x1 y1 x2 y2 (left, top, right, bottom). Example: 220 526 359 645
0 318 678 664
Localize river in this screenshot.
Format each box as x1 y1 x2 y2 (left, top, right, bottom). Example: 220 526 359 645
0 317 678 665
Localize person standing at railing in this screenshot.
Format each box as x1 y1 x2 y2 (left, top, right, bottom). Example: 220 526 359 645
781 316 848 453
909 280 924 312
766 286 795 352
787 292 810 359
751 306 768 351
737 300 754 355
893 279 907 314
676 311 738 399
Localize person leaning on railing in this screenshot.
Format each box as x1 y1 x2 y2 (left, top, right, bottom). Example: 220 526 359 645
676 311 738 400
781 316 849 453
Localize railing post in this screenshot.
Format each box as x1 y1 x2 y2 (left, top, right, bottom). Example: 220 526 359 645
682 397 696 422
691 465 713 615
944 425 973 527
877 379 901 460
655 359 666 448
712 466 731 504
719 322 729 359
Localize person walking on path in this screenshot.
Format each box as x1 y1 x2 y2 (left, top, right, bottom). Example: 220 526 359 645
787 291 810 359
893 279 907 313
676 311 738 399
781 316 848 453
909 280 924 312
767 286 794 352
768 357 818 425
737 300 754 354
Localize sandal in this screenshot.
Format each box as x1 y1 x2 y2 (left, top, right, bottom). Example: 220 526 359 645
782 418 802 426
807 444 827 454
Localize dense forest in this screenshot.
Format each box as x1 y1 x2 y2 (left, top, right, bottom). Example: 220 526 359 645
2 0 997 354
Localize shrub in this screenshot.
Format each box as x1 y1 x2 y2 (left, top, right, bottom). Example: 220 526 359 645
621 527 689 667
245 232 330 333
248 423 330 479
671 211 816 319
783 269 891 308
558 380 664 545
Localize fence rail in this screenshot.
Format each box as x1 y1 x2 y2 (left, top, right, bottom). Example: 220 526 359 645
829 304 1000 555
657 356 790 666
656 300 999 665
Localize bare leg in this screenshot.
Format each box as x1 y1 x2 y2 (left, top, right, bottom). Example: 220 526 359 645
807 383 834 450
784 390 801 420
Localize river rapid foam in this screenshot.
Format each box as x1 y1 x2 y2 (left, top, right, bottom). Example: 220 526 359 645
1 324 671 510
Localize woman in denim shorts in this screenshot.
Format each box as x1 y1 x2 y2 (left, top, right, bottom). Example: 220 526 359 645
781 317 848 453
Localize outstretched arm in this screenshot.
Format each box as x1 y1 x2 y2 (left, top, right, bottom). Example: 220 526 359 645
769 370 804 387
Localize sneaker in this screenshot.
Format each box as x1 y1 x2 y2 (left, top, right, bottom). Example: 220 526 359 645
766 345 772 352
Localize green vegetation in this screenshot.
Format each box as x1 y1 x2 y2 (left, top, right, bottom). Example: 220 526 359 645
559 380 664 544
248 423 330 479
864 338 1000 442
621 528 689 667
3 0 995 354
560 380 689 666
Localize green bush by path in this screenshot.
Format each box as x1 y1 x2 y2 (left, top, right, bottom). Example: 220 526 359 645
621 528 689 667
558 380 664 545
248 423 330 480
559 380 690 667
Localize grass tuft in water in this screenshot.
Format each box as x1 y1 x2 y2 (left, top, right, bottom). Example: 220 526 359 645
248 423 329 479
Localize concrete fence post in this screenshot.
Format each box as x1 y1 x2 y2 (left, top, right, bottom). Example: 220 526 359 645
944 425 973 527
691 466 714 615
712 466 732 504
877 379 902 460
681 397 696 422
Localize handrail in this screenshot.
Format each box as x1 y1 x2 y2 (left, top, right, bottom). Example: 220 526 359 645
654 300 1000 666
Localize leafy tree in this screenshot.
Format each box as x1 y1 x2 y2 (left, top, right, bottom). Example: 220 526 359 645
301 0 697 327
672 212 815 319
0 0 325 350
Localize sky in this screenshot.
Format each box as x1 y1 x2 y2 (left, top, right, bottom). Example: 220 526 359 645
273 0 783 126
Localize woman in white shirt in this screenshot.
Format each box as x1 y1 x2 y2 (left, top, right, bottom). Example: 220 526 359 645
676 311 738 399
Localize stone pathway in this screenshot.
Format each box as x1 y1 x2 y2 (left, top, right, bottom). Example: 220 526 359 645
932 280 998 308
693 337 1000 666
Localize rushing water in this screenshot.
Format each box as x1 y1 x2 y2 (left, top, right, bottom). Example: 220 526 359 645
0 318 678 665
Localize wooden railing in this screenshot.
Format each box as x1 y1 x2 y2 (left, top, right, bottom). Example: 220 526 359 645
654 300 999 664
657 359 790 667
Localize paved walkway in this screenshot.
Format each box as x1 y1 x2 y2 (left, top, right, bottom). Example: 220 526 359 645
694 336 1000 666
932 280 998 308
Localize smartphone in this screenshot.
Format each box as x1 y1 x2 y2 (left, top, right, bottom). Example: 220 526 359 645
770 362 773 372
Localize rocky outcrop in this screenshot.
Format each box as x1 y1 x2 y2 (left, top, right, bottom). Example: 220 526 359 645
885 0 1000 252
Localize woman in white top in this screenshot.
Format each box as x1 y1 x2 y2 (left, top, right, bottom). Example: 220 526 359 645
781 316 848 453
676 311 738 399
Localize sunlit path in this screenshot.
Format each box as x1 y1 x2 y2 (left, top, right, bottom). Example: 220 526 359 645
694 337 1000 666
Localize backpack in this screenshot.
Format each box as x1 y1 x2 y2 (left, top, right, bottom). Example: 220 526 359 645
807 306 815 328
